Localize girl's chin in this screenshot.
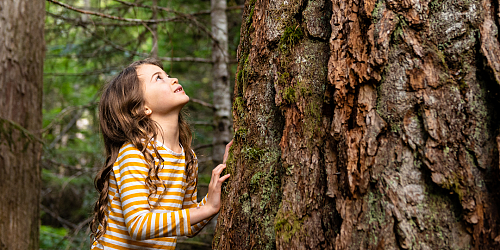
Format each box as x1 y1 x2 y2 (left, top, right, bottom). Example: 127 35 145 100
179 95 190 106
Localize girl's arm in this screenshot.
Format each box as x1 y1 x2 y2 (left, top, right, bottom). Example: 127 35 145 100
187 163 229 224
116 142 230 240
183 141 232 234
117 151 194 240
182 165 213 236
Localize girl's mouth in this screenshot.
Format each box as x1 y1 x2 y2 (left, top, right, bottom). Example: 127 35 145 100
174 86 183 93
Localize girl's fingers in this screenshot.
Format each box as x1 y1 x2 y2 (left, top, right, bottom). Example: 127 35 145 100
213 174 230 190
223 140 233 164
219 174 230 183
209 165 230 189
225 140 233 150
213 164 226 174
210 164 227 185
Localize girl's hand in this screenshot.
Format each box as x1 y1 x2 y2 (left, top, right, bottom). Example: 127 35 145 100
205 140 233 215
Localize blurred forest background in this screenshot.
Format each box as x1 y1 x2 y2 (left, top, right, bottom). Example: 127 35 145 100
40 0 242 249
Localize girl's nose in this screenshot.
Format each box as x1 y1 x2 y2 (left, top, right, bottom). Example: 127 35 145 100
171 78 178 84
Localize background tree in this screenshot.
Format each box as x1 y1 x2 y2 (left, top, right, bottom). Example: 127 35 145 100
212 0 232 163
215 0 500 249
41 0 241 248
0 0 45 249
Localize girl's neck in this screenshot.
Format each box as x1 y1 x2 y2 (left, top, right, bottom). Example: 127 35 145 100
150 113 182 154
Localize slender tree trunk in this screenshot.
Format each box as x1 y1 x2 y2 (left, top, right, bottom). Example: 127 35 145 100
214 0 500 249
151 0 159 59
83 0 91 22
0 0 45 249
211 0 232 163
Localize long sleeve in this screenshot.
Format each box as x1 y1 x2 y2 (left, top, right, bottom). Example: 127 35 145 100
117 147 192 240
182 163 213 236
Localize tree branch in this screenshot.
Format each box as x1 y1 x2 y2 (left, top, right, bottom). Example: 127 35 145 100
48 108 84 149
93 31 214 62
197 156 213 164
46 12 181 27
47 94 99 149
0 117 44 144
190 98 215 109
64 216 93 250
190 5 245 15
42 101 97 134
190 121 215 126
112 0 244 16
46 5 245 28
194 143 214 150
46 12 237 63
44 68 119 76
46 0 217 42
47 0 178 24
42 158 97 173
40 204 77 230
107 0 219 44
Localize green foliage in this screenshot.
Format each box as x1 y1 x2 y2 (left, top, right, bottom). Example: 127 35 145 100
39 225 69 249
40 225 90 250
198 173 212 184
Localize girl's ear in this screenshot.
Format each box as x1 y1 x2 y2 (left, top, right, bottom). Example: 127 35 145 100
145 107 152 115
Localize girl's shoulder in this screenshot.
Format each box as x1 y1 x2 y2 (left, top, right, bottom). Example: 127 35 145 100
118 140 152 154
118 141 141 153
115 142 145 162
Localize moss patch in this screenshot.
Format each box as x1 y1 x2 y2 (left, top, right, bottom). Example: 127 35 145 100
282 86 296 104
280 25 304 52
234 97 245 119
235 127 248 141
275 210 308 243
242 146 266 161
303 98 323 139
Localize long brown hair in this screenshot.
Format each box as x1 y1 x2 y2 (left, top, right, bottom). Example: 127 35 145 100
90 58 196 242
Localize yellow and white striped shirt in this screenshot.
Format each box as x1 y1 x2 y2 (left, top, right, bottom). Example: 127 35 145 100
92 141 210 250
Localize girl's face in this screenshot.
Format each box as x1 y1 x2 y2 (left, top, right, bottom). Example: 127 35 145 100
137 64 189 116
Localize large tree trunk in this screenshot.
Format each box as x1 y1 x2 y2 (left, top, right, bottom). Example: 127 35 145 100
211 0 232 163
0 0 45 249
214 0 500 249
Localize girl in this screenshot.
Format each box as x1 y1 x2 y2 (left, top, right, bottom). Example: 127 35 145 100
91 58 231 249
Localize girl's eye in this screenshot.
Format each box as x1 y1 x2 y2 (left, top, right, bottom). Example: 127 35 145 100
156 75 162 81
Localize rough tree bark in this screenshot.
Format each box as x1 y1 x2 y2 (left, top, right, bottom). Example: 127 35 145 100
214 0 500 249
211 0 232 163
0 0 45 250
